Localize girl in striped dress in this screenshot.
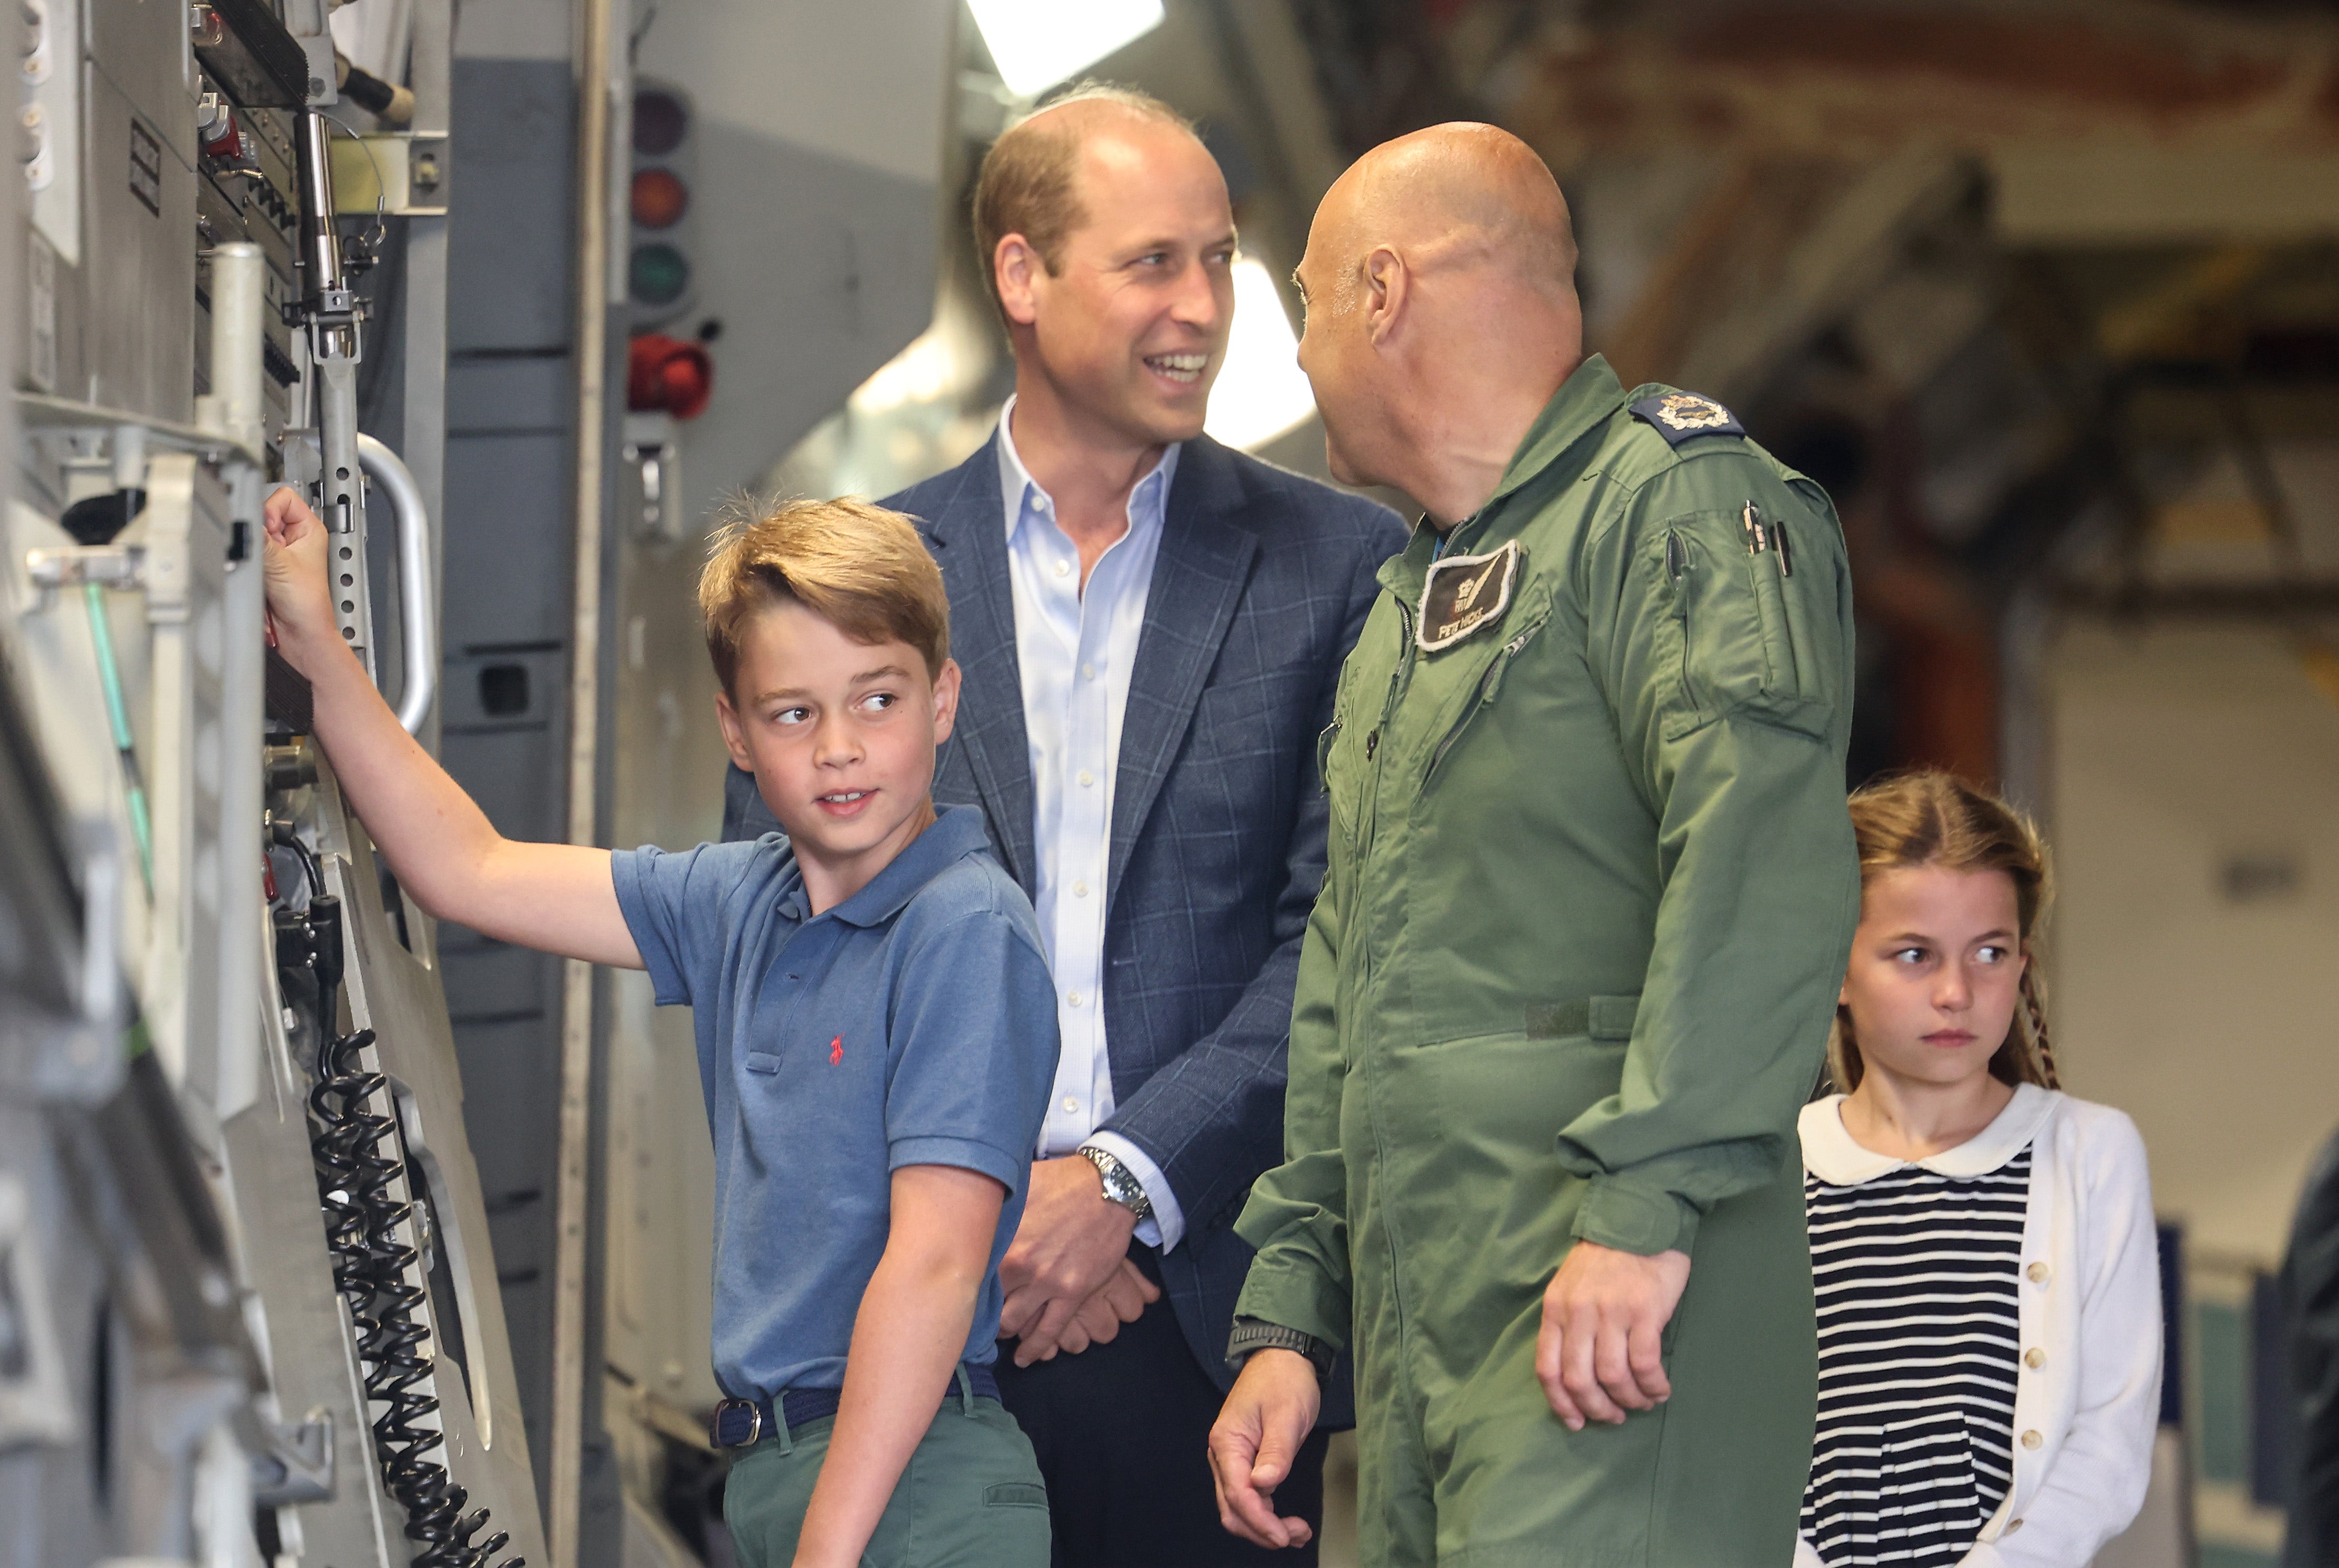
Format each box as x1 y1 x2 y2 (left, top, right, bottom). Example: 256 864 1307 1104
1796 773 2162 1568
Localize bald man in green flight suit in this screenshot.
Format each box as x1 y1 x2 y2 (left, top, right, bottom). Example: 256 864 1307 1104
1206 124 1861 1566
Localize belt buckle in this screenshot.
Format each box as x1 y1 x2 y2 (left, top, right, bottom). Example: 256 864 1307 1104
711 1396 762 1448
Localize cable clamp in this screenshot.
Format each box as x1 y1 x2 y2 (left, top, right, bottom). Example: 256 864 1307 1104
25 543 146 596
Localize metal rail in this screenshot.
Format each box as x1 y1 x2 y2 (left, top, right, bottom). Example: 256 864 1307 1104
355 434 438 735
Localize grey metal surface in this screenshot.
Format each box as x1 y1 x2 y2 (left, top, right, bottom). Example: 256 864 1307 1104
315 769 551 1566
85 0 196 173
3 0 559 1558
438 46 587 1517
216 982 401 1568
136 453 235 1117
399 0 454 777
77 68 196 420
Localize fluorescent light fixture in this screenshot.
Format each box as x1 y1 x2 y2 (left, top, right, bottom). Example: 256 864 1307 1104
851 322 967 417
968 0 1166 100
1206 256 1316 453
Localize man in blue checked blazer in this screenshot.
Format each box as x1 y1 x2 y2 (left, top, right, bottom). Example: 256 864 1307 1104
723 85 1402 1567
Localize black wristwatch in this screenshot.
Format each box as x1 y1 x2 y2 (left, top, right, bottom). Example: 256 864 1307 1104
1226 1316 1336 1383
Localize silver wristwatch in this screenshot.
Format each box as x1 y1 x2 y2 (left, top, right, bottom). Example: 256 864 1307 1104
1078 1144 1153 1224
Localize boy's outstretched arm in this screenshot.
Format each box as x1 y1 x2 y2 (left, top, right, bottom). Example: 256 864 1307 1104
261 486 641 969
793 1164 1006 1568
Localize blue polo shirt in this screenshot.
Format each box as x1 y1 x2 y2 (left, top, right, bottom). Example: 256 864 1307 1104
610 805 1057 1399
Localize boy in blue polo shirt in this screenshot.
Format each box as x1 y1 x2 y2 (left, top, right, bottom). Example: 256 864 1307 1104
261 488 1058 1567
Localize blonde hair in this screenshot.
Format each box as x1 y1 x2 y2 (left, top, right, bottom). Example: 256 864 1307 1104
697 496 949 696
1832 771 2061 1094
970 82 1195 319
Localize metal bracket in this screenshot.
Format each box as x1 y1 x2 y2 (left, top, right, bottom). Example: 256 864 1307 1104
0 1174 77 1450
249 1410 335 1504
327 133 449 217
24 543 147 595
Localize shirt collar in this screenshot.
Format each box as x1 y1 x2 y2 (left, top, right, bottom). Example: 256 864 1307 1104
808 804 994 929
1800 1081 2058 1185
1380 354 1629 601
994 394 1181 542
1482 354 1630 512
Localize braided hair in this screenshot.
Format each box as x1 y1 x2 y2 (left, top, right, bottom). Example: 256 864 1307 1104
1829 770 2059 1094
2017 964 2062 1091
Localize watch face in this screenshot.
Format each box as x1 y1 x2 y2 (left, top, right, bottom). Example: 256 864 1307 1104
1098 1158 1148 1217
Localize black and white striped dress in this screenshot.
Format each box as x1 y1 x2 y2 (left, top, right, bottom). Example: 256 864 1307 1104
1800 1142 2033 1566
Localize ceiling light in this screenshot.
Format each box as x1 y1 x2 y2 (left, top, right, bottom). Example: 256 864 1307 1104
1206 256 1316 452
968 0 1165 100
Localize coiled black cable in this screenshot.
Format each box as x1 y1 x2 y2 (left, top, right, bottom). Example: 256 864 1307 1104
291 897 522 1568
310 1029 516 1566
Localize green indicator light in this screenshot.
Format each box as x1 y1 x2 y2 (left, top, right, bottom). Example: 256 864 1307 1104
631 243 690 307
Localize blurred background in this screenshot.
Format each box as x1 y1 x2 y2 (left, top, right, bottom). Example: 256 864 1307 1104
9 1 2338 1565
587 6 2338 1564
395 1 2339 1563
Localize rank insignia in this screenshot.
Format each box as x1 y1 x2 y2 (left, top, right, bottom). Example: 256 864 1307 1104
1419 539 1522 653
1630 392 1746 446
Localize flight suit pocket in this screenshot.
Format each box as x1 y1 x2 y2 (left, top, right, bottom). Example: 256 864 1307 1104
1657 511 1833 741
1386 1031 1630 1310
1422 600 1554 788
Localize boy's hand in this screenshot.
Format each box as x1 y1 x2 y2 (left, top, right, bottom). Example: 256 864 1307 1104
261 484 343 671
248 481 644 972
1208 1349 1320 1550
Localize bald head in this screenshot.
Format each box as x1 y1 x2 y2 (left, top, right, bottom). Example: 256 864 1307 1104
1292 124 1586 524
1316 123 1577 310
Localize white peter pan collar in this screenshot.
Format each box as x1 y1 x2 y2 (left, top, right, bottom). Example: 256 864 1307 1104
1800 1081 2058 1186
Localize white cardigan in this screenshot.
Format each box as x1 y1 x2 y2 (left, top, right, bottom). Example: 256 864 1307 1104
1793 1085 2163 1568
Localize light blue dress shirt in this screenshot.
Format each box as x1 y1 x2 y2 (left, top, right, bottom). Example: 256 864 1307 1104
996 399 1187 1250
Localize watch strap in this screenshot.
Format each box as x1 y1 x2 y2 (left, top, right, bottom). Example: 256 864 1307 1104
1226 1315 1335 1382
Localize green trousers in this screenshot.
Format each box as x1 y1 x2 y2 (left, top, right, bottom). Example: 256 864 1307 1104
1351 1070 1816 1568
722 1395 1050 1568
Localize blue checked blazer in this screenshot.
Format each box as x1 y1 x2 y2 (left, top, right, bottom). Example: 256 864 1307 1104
723 431 1403 1413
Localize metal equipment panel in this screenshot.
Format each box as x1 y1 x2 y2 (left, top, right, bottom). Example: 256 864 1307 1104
78 71 196 420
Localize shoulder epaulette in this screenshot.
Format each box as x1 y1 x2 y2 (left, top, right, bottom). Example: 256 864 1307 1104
1629 392 1746 447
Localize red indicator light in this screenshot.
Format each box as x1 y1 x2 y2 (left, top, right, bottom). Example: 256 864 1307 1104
627 333 715 421
631 168 688 229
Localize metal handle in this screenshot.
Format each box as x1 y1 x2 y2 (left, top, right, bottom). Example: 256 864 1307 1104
355 435 437 735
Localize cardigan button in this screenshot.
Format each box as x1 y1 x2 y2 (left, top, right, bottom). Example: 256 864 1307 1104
2027 1261 2050 1284
2025 1347 2047 1369
2005 1519 2024 1534
2021 1429 2043 1450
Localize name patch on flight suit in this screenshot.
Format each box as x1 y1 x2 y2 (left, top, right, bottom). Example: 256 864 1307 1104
1419 539 1521 653
1629 393 1745 446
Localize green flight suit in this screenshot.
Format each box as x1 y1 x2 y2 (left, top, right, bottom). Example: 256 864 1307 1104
1234 355 1860 1567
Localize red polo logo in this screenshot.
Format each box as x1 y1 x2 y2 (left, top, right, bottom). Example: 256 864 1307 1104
829 1036 843 1065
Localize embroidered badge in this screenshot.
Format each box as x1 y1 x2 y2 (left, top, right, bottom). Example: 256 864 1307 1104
1628 393 1746 447
829 1035 843 1065
1419 539 1522 653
